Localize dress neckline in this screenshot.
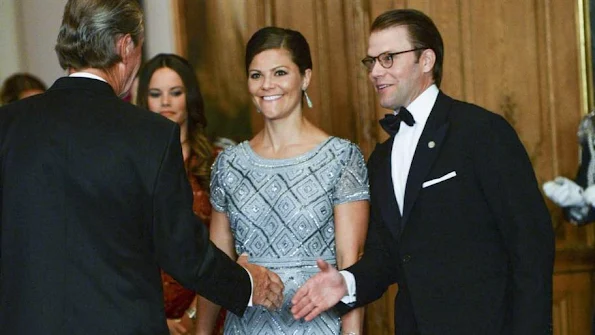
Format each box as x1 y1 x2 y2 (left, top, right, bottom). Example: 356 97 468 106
240 136 335 167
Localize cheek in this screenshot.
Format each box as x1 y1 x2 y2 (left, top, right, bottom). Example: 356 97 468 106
247 81 260 97
147 98 160 112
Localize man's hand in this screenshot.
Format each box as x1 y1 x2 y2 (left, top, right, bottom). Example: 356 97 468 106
237 254 284 310
291 259 347 321
543 176 585 207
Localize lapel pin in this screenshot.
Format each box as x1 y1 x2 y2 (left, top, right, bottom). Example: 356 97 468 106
428 141 435 148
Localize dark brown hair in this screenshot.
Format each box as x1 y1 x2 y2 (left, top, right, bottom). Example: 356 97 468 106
245 26 312 75
371 9 444 87
0 73 47 104
136 54 213 191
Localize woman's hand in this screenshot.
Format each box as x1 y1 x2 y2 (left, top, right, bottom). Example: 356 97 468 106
167 317 193 335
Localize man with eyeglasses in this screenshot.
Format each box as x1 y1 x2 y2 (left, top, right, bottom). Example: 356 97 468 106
292 8 554 335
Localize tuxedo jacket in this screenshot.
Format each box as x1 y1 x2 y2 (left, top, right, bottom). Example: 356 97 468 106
343 92 554 334
0 78 250 334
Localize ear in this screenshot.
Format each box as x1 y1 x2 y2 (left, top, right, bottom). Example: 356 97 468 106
301 68 312 91
116 34 135 64
420 49 436 75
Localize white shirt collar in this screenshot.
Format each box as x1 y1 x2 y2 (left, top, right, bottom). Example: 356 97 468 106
69 72 107 83
404 84 439 127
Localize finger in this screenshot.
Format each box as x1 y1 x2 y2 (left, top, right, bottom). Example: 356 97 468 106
293 300 318 320
303 305 324 322
316 259 329 271
268 280 284 295
268 271 283 286
291 286 307 305
263 297 275 311
237 253 249 266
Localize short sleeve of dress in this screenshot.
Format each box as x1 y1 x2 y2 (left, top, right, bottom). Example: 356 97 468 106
333 143 370 205
209 149 229 212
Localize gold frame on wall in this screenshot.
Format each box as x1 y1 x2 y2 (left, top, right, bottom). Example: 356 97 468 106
579 0 594 114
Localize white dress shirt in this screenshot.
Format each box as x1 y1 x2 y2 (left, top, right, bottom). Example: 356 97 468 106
339 84 439 304
391 85 438 214
69 72 108 82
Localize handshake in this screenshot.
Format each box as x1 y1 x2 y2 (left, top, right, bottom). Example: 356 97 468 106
542 176 595 208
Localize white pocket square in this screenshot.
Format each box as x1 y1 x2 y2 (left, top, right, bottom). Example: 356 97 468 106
422 171 457 188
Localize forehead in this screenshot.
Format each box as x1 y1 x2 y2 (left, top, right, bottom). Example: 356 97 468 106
149 67 183 86
367 25 412 56
249 48 295 70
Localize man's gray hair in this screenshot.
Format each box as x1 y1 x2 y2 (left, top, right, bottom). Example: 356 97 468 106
55 0 144 71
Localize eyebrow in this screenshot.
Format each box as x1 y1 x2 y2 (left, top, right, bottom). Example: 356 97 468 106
249 65 289 73
148 86 184 90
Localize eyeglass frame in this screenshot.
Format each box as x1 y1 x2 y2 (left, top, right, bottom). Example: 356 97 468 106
361 47 427 72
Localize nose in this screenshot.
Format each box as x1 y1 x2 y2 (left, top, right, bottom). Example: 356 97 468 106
369 60 385 79
160 93 171 106
261 75 274 90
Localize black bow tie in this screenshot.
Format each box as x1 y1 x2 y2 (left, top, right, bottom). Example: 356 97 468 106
379 107 416 136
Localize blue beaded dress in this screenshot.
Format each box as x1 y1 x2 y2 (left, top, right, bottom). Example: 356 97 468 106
210 136 369 335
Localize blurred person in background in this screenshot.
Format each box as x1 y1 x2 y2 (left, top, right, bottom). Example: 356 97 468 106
0 72 46 105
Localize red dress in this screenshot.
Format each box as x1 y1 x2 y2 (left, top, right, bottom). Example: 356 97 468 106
161 154 225 334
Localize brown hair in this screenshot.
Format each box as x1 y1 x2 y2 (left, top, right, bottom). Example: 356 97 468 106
371 9 444 87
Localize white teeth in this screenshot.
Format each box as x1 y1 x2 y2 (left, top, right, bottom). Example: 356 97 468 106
378 84 389 89
263 95 282 101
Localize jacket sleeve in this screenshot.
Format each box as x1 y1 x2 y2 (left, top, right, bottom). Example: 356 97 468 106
151 124 251 317
475 115 554 334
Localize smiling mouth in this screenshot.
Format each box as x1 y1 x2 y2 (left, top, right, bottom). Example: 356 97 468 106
262 95 282 101
376 84 391 90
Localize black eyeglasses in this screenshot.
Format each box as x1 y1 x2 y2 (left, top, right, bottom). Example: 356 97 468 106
361 48 426 72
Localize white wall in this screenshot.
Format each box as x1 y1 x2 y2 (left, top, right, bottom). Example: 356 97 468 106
18 0 68 86
0 0 176 87
0 0 24 84
143 1 177 58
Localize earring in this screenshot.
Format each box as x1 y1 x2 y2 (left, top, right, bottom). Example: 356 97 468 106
303 90 313 108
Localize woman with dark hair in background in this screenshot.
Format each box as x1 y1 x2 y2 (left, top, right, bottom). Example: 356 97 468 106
137 53 225 335
195 27 369 335
0 72 46 105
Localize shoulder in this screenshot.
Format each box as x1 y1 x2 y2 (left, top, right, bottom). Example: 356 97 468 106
326 137 363 155
443 94 521 147
325 137 366 167
212 141 246 167
446 94 507 125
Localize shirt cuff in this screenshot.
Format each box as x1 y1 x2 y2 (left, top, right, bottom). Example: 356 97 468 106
339 270 356 304
245 267 254 306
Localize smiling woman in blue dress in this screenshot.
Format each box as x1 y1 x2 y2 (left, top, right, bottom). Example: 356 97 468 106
195 27 370 335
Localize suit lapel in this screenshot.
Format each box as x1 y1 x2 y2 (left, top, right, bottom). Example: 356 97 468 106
400 92 453 232
373 138 402 240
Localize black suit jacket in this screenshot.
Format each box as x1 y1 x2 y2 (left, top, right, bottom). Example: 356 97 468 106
343 92 554 334
0 78 250 334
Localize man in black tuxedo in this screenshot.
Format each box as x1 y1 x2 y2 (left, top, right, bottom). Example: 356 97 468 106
0 1 283 333
292 9 554 335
